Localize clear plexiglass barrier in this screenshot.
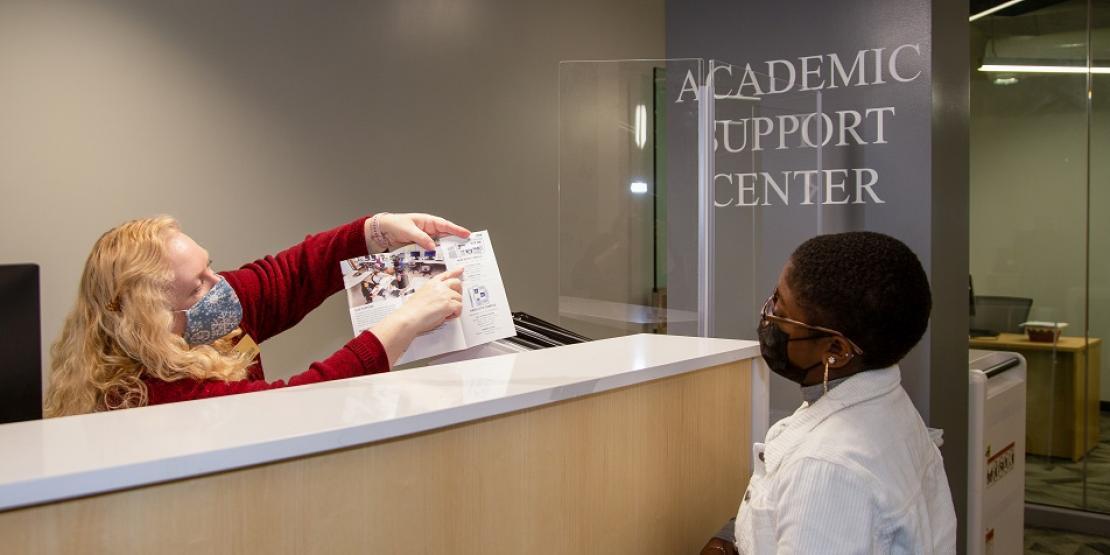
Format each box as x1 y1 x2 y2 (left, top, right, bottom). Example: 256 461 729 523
557 59 703 340
558 59 821 342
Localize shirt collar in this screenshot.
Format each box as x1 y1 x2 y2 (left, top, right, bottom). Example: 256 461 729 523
800 376 850 404
763 365 903 475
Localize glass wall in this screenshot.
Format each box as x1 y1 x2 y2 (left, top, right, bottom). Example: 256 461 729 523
1090 0 1110 518
970 0 1109 516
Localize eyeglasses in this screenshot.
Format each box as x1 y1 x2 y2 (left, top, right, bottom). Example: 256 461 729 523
761 292 865 355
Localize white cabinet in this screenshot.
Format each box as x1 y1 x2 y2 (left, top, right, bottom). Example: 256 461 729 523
968 349 1027 555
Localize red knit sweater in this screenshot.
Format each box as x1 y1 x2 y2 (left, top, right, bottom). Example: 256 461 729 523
144 216 389 405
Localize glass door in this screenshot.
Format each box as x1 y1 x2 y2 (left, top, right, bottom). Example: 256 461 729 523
970 0 1109 521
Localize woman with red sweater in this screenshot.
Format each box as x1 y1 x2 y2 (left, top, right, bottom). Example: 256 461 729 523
44 213 468 417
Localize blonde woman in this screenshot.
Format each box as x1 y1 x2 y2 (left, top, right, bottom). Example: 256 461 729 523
45 213 468 417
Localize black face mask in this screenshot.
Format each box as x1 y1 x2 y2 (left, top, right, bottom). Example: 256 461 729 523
757 321 831 384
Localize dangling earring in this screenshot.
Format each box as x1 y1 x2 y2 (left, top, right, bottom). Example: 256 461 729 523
824 356 836 394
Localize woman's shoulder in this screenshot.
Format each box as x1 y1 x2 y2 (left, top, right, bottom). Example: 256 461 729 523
809 388 934 457
142 373 201 406
790 393 942 497
142 365 263 406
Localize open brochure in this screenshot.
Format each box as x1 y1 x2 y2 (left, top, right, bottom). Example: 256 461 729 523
340 230 514 365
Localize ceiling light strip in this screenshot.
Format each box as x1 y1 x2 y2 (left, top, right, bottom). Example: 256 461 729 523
969 0 1029 22
979 64 1110 74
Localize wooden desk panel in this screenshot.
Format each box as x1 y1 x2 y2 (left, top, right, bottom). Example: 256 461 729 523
970 333 1100 461
0 360 751 554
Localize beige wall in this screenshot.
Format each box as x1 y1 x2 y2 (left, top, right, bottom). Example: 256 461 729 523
0 1 664 385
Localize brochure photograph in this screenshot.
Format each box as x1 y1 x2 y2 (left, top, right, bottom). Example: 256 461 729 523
340 230 514 364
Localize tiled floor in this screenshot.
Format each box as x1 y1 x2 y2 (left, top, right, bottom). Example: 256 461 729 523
1025 412 1110 513
1025 527 1110 554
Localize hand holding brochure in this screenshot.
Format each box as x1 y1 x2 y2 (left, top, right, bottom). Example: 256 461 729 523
340 231 514 365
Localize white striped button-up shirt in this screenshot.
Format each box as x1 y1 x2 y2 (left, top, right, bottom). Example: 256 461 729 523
734 365 957 554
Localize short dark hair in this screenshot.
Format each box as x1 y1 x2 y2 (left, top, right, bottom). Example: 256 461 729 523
786 231 931 369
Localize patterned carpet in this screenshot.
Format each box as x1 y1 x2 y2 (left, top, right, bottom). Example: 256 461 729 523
1025 527 1110 554
1025 412 1110 513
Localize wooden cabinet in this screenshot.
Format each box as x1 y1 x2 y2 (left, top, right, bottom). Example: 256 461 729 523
970 333 1100 461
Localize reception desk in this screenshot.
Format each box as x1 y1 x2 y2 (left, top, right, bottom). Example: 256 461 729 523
0 334 762 553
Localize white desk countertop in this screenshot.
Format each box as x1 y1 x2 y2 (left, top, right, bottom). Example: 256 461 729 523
0 334 758 511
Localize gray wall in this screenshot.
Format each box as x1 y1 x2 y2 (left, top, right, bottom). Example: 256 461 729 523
666 0 937 418
0 0 664 383
667 0 969 550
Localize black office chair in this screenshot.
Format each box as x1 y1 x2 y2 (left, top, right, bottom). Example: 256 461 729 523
970 295 1033 336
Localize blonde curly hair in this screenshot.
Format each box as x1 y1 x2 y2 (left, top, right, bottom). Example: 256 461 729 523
44 216 252 417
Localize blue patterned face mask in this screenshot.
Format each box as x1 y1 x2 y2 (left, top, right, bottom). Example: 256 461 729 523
177 277 243 346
